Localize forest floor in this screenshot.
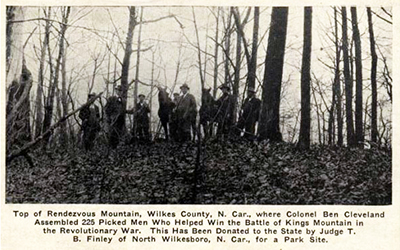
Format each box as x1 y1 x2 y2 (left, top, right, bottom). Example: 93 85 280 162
6 139 391 205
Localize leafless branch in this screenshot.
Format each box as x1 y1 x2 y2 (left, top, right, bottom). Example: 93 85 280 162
371 10 392 25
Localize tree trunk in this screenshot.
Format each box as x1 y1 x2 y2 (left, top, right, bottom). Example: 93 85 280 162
328 8 336 146
247 7 259 90
224 8 232 87
192 7 205 89
298 7 312 150
34 7 51 138
134 7 143 105
258 7 288 142
367 7 378 144
203 18 209 85
341 7 355 147
6 7 24 86
213 7 220 98
6 6 16 75
42 7 70 144
60 43 69 145
351 7 364 146
149 51 155 134
311 85 322 144
233 7 242 123
334 7 343 146
120 7 137 129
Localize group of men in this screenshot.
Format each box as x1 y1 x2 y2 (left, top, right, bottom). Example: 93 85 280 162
79 82 261 150
78 86 149 150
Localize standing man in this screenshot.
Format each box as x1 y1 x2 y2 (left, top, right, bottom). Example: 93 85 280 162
79 93 101 150
215 84 235 138
176 83 197 142
134 94 151 141
170 92 181 141
236 87 261 140
105 85 125 148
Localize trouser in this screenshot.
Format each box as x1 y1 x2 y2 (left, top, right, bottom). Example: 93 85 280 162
178 118 192 142
170 116 178 141
136 121 150 141
190 119 197 141
83 127 97 150
236 116 256 139
109 125 123 148
217 119 233 138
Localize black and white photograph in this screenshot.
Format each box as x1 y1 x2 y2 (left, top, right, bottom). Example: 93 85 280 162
5 5 392 205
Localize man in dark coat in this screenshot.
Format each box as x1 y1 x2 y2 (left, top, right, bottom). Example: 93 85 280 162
105 86 125 148
236 87 261 140
134 94 151 141
215 84 235 138
170 92 180 141
175 83 197 142
79 93 101 150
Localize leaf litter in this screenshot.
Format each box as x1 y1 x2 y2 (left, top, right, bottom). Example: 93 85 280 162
6 140 391 205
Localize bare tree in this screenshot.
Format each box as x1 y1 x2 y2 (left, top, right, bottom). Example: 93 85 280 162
258 7 289 142
341 7 355 147
212 7 220 98
223 8 232 88
232 7 243 122
6 7 17 75
134 7 144 105
42 6 71 144
192 7 205 89
120 7 137 126
334 7 343 146
367 7 378 143
298 7 312 150
247 7 259 90
59 42 69 145
34 7 51 138
351 7 364 146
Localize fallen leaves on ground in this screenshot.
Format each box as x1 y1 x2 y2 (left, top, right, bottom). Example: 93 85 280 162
6 140 391 205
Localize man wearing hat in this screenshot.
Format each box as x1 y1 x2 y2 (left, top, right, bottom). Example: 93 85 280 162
176 83 197 142
79 92 101 150
215 84 235 138
236 87 261 140
134 94 151 141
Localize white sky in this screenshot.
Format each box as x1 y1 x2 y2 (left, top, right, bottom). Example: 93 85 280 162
8 6 393 141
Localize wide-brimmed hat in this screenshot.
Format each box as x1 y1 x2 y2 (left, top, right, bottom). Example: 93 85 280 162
248 87 256 93
173 92 180 96
138 94 145 98
180 83 190 90
219 84 230 91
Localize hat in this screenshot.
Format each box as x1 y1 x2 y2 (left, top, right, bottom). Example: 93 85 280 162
173 92 180 96
180 83 190 90
138 94 145 98
88 92 96 97
219 84 230 91
248 87 256 93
